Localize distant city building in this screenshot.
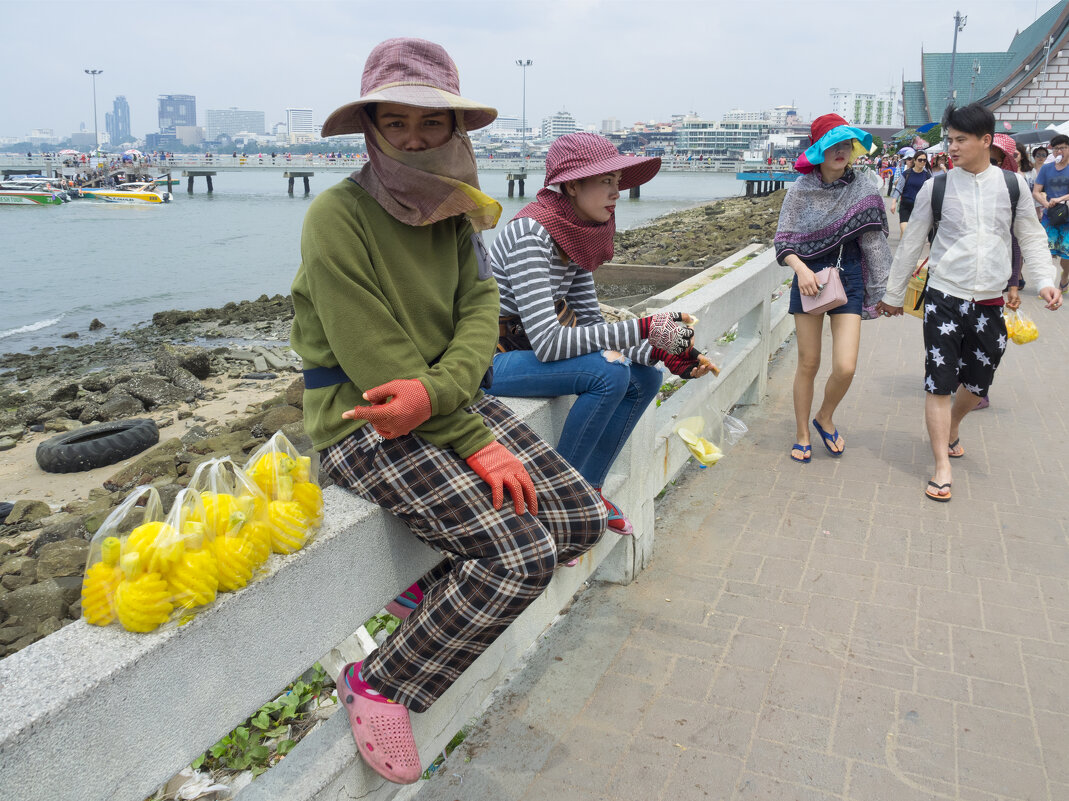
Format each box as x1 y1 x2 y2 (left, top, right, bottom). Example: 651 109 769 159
158 94 197 134
541 110 578 140
829 88 901 128
205 108 266 141
145 132 178 150
601 117 622 133
105 95 131 145
28 129 58 146
286 108 315 143
486 114 528 135
70 132 100 150
769 104 802 128
675 114 771 155
175 126 205 146
723 109 766 122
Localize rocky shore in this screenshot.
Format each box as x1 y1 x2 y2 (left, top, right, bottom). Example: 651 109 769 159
0 190 785 658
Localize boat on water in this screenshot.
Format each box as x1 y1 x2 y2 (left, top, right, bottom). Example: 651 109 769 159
0 177 70 206
81 182 171 204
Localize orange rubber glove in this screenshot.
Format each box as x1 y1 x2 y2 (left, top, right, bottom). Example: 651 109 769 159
342 379 432 439
465 441 538 516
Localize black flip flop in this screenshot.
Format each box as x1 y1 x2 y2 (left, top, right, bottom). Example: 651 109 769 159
925 480 952 502
948 439 964 459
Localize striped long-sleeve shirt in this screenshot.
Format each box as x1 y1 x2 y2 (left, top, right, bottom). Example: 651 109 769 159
490 217 654 365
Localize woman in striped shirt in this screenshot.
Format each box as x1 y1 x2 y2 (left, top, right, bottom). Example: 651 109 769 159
488 133 716 535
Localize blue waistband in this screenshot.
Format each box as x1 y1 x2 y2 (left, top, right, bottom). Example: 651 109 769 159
303 366 351 389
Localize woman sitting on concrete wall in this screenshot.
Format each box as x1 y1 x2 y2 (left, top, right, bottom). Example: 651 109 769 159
290 38 610 785
487 133 717 538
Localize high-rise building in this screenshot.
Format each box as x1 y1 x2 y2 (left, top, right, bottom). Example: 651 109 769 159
105 95 131 145
205 108 266 141
286 108 315 143
829 88 901 128
158 94 197 133
541 110 578 140
601 118 622 133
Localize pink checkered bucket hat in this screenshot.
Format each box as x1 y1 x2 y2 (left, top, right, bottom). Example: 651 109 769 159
321 37 497 137
544 133 661 192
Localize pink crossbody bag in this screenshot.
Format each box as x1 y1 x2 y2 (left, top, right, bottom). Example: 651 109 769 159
800 245 846 315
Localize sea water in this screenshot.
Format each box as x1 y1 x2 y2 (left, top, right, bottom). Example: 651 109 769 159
0 170 742 354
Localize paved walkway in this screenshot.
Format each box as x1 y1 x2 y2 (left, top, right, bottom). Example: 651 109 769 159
414 215 1069 801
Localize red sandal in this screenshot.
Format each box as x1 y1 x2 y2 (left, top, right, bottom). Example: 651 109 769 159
337 662 422 784
384 582 423 619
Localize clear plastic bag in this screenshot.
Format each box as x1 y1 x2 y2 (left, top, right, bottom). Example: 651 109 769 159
722 413 749 445
674 416 723 468
82 485 166 629
244 432 323 553
187 457 273 592
1004 308 1038 344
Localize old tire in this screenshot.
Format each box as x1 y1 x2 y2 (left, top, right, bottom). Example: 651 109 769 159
36 418 159 474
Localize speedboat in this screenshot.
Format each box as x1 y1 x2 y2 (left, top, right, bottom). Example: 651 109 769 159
0 178 67 206
81 182 170 204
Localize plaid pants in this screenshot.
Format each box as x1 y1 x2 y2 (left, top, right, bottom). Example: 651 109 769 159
322 394 607 712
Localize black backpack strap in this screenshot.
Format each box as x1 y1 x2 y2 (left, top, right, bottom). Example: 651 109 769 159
915 173 948 311
1002 168 1020 231
929 172 948 239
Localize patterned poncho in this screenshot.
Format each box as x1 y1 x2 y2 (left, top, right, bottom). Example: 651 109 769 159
774 168 892 319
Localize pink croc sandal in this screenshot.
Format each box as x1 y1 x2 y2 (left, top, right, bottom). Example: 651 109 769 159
337 662 422 785
384 582 423 619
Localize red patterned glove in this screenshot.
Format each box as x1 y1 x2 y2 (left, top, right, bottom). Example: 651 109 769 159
652 346 702 378
638 312 694 354
343 379 431 439
465 441 538 516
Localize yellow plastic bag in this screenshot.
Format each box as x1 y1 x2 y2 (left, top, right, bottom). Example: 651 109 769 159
1004 308 1038 344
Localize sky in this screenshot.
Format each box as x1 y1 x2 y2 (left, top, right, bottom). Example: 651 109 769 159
1 0 1063 140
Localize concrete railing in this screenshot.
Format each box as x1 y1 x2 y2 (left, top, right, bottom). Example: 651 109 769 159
0 246 791 801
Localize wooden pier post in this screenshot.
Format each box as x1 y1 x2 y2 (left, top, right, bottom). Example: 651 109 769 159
507 179 514 198
206 175 213 193
283 171 314 196
629 186 640 198
303 176 310 193
187 175 194 193
288 177 295 194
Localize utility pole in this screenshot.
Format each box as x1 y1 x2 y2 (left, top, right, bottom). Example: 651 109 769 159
1036 35 1055 129
969 60 981 103
945 12 967 113
515 59 532 166
84 69 103 154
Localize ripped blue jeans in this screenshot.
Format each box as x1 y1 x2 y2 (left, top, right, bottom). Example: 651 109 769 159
487 349 662 488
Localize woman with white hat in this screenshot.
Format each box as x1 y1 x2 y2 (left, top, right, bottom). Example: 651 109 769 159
290 38 608 785
488 133 716 537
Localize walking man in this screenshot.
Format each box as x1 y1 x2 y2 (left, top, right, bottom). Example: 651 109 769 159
876 103 1061 502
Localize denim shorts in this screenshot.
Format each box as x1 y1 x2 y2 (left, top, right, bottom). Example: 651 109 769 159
788 243 864 316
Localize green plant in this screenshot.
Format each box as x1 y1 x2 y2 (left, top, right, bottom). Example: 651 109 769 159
421 727 470 780
191 663 334 778
364 611 401 639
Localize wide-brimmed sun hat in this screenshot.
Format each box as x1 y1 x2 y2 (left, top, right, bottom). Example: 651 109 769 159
321 38 497 137
544 133 661 192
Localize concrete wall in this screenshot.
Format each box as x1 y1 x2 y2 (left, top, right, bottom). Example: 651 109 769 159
0 246 790 801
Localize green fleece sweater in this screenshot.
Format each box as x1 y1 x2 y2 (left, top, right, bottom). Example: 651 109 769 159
291 179 499 457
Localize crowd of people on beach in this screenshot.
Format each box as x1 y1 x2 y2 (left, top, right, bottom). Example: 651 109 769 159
284 37 1066 784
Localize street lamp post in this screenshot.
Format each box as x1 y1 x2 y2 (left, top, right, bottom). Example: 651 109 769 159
945 12 967 112
515 59 532 168
84 69 103 155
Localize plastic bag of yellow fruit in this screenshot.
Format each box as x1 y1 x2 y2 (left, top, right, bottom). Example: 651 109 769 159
244 432 323 550
1004 308 1038 345
81 486 166 628
187 457 274 591
83 486 217 633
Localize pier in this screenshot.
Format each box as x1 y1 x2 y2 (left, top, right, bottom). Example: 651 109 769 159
737 169 799 197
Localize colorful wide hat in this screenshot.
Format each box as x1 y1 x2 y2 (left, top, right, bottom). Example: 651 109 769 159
794 113 872 174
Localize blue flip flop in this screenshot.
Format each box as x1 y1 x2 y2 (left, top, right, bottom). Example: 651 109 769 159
812 419 844 457
790 444 811 463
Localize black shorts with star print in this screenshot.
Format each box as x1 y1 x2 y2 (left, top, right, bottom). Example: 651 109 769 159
921 287 1007 397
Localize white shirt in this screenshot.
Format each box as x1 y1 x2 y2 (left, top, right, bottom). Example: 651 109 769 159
884 164 1054 307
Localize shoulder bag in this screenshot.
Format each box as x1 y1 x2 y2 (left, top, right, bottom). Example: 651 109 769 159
801 245 847 315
